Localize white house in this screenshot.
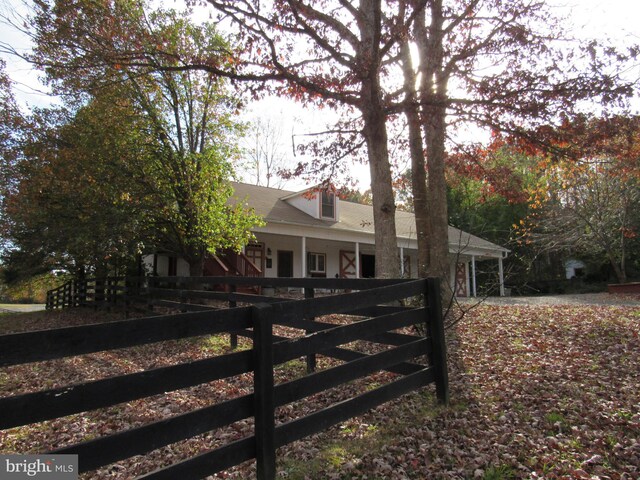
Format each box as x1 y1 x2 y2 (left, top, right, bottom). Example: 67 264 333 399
146 182 509 297
564 259 586 279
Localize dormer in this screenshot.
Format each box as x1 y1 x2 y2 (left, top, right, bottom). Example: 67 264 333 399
281 184 339 221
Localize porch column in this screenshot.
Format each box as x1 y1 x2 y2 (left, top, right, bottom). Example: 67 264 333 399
355 242 360 279
498 256 505 297
471 255 477 297
400 247 405 277
301 236 307 278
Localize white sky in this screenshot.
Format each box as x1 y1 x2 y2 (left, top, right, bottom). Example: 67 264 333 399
243 0 640 190
1 0 639 190
560 0 639 41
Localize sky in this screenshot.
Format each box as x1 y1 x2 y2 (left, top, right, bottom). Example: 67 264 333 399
561 0 639 41
1 0 639 190
2 0 638 104
237 0 640 189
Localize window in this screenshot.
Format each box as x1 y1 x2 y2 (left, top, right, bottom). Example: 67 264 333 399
245 242 264 271
321 190 335 219
307 252 326 274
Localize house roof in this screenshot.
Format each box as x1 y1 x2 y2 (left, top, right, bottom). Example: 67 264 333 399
231 182 508 257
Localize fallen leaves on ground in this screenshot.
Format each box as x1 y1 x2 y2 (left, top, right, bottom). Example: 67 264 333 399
1 303 638 479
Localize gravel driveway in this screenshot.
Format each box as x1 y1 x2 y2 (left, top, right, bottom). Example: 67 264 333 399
460 292 640 307
0 304 47 313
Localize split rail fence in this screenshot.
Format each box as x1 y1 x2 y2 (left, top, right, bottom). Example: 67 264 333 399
46 276 144 311
5 277 448 479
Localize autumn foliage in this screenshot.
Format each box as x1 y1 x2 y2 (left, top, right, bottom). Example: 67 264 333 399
507 116 640 284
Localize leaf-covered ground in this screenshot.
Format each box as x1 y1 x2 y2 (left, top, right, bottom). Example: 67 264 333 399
1 302 638 479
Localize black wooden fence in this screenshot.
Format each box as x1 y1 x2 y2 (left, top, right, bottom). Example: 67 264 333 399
6 277 448 479
46 276 145 310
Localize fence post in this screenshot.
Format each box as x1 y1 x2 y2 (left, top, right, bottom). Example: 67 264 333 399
304 287 316 373
179 280 187 313
112 278 117 306
62 282 68 309
253 303 276 480
124 277 131 318
106 278 113 311
229 284 238 349
426 278 449 405
78 278 86 307
145 277 154 313
95 278 104 310
74 279 80 307
110 278 117 310
66 281 73 308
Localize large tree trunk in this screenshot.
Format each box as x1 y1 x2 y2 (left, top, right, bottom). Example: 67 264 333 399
186 245 205 277
608 250 627 284
360 1 400 279
188 258 204 277
424 107 450 282
400 30 430 279
614 227 628 284
362 101 401 279
417 0 451 291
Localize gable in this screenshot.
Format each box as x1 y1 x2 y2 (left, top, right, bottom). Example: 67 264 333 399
281 185 338 221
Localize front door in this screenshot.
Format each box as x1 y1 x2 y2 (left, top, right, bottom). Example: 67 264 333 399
277 250 294 278
339 250 357 278
360 254 376 278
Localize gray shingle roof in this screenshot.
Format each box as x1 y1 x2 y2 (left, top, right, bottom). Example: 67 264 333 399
231 182 508 255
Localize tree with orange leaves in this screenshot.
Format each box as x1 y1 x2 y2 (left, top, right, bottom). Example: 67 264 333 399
516 115 640 284
2 8 263 278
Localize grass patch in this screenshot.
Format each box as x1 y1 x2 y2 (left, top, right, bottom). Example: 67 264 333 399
200 334 235 355
544 411 565 424
278 390 441 479
199 334 251 355
276 358 307 379
544 411 570 434
483 464 516 480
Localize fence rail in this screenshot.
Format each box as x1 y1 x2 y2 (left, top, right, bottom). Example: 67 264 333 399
46 275 425 311
46 276 145 310
10 277 448 479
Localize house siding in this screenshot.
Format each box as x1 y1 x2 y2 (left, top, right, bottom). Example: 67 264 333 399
143 255 190 276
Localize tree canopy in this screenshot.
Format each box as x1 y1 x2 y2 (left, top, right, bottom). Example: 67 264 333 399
0 60 24 214
515 116 640 284
1 4 263 277
1 0 637 286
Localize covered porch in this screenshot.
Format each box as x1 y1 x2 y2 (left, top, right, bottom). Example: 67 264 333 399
248 230 508 297
451 252 509 298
